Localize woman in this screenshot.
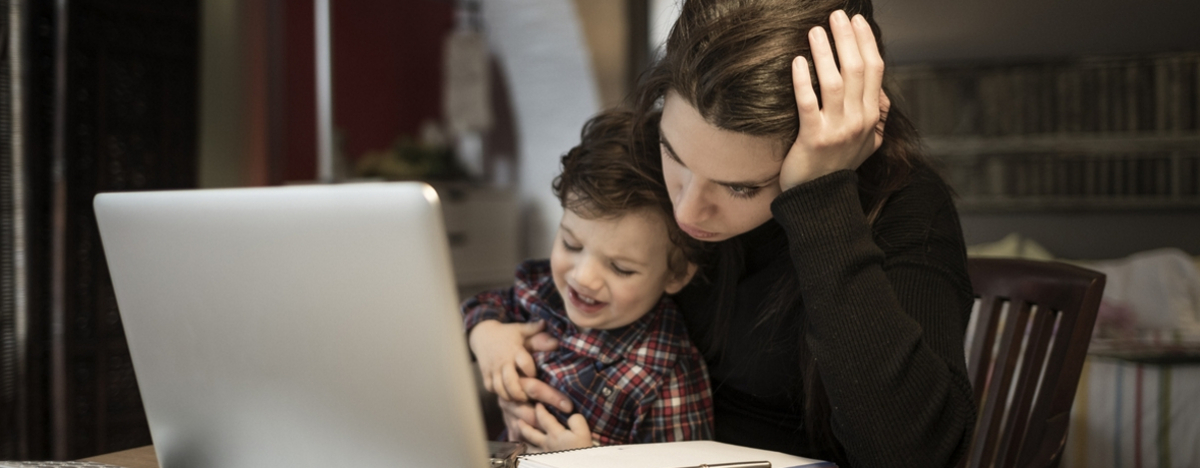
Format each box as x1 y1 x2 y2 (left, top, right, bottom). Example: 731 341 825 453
474 0 976 466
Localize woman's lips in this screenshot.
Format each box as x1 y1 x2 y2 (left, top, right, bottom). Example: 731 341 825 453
568 286 606 314
678 221 718 239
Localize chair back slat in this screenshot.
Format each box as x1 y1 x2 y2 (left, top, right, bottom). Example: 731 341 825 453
966 296 1004 406
996 305 1057 468
962 258 1105 468
969 299 1032 468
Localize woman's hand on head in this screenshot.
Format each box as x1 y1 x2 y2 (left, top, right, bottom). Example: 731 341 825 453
468 320 558 401
781 10 890 190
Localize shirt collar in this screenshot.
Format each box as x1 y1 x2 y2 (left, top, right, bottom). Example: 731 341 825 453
557 304 661 365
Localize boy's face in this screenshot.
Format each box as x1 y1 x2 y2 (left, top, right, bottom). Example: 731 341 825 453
550 208 692 330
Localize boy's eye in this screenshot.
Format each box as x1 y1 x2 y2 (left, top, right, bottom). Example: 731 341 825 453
562 239 582 252
611 263 636 277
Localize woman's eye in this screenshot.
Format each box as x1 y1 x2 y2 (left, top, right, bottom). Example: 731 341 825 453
726 185 762 199
660 143 683 166
562 239 582 252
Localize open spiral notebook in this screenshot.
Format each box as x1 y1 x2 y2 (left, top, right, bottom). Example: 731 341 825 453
515 441 833 468
0 463 122 468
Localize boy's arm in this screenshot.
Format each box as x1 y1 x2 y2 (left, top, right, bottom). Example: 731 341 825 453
633 350 715 443
461 286 543 402
461 286 520 332
462 259 548 332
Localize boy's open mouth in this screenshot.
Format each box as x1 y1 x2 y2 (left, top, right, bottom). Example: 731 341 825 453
568 286 607 313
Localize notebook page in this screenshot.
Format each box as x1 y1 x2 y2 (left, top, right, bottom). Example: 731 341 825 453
518 440 832 468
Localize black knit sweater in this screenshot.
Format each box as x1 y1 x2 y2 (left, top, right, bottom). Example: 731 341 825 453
674 167 977 468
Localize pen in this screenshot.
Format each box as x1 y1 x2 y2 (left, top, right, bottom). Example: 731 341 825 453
672 462 771 468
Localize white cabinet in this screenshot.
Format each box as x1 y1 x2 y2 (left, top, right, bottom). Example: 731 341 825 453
432 184 521 293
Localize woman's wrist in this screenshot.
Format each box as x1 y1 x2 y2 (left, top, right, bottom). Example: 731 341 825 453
779 155 859 190
772 170 866 240
777 169 857 198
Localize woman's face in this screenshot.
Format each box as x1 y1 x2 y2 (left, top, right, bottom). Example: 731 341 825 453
658 91 787 242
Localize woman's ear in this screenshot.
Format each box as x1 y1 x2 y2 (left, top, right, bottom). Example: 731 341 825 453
664 261 698 295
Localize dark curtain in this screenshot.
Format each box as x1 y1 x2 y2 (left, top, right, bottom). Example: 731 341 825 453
2 0 198 460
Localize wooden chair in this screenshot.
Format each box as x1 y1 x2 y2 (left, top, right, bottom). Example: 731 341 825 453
961 258 1105 468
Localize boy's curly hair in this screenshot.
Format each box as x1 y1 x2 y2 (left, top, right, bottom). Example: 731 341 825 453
552 108 704 279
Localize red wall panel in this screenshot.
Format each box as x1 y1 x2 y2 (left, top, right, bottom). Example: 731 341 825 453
283 1 454 182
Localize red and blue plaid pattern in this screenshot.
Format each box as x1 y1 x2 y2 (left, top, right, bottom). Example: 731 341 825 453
462 259 714 445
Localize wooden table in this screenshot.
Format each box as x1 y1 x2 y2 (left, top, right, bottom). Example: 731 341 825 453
82 446 158 468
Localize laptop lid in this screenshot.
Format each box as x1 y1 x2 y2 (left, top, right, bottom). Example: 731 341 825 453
94 182 488 468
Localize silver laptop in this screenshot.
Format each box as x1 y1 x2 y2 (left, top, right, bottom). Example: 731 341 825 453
93 183 490 468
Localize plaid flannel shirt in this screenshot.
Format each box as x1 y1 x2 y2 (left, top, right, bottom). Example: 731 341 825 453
461 259 714 445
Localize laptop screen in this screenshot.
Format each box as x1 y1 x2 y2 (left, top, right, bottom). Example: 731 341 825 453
95 183 489 468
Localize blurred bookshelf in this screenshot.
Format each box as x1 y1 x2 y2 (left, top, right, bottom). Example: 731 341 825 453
892 52 1200 212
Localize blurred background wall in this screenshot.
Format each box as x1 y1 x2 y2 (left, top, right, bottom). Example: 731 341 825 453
874 0 1200 259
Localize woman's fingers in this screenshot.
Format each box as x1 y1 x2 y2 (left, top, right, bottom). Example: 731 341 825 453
807 11 885 124
782 10 887 188
534 403 567 433
498 398 537 442
791 56 821 128
516 419 547 449
808 26 842 120
520 376 574 413
498 397 538 426
829 10 864 111
853 14 884 113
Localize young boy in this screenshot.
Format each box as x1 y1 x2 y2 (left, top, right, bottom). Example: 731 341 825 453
461 109 712 451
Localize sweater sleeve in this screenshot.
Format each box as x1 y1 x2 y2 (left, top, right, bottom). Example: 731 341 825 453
770 170 976 468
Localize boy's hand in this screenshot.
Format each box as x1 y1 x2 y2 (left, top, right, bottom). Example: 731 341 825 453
468 320 558 401
516 403 594 452
499 377 575 443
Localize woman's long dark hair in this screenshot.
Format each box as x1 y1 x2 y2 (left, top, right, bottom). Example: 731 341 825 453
629 0 928 457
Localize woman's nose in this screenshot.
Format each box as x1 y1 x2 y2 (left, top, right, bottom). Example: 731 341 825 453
674 178 714 226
